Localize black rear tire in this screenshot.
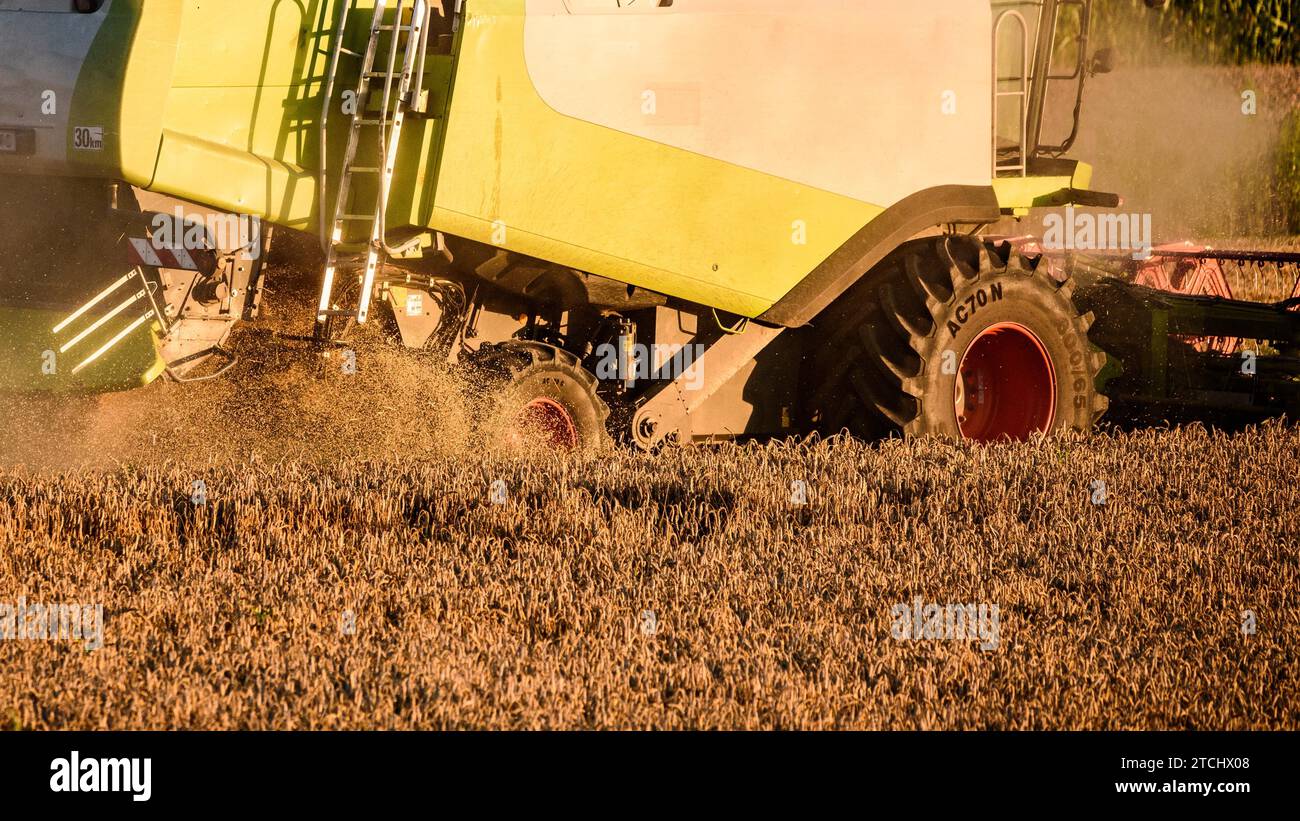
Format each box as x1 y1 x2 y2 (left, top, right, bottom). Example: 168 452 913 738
801 236 1109 441
469 341 611 452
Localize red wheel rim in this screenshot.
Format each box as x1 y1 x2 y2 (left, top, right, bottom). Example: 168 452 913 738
514 398 580 450
954 322 1057 442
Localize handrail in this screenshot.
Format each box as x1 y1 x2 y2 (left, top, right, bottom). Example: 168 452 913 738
992 8 1031 177
318 0 356 252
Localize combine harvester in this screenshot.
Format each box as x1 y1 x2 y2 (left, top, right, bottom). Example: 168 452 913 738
1 0 1298 448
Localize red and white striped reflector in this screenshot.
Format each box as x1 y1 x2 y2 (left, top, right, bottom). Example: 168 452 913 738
127 237 212 272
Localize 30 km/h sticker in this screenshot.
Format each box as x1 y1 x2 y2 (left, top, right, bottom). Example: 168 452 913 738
72 126 104 151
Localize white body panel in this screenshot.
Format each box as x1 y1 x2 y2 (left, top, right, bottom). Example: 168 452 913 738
523 0 993 206
0 3 108 173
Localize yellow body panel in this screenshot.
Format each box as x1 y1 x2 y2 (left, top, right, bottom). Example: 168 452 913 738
992 163 1097 213
428 1 883 317
149 0 329 225
114 0 888 316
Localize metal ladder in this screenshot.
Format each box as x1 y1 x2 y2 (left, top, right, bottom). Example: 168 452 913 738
316 0 431 339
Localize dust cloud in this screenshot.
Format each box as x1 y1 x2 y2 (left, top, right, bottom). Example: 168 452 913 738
0 268 478 472
1062 63 1297 238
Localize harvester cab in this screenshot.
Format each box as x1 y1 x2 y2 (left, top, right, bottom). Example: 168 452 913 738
1 0 1298 446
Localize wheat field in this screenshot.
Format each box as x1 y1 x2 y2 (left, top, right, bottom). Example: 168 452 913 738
0 425 1296 730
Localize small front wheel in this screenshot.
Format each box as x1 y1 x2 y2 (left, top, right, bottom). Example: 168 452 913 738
471 341 611 452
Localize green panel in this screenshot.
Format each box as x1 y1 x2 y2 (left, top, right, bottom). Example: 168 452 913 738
0 306 164 394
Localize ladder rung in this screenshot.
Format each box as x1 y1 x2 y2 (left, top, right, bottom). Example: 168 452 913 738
341 214 377 221
377 25 417 32
347 167 381 174
319 47 362 58
354 118 394 126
